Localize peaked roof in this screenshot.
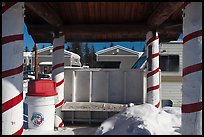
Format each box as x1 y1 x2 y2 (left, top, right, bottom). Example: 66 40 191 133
31 46 80 59
95 45 142 55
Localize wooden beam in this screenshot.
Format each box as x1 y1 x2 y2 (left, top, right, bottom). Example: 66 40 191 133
158 23 182 33
147 2 183 29
27 24 150 42
27 23 182 37
27 24 180 43
27 24 151 34
31 34 179 43
25 2 63 27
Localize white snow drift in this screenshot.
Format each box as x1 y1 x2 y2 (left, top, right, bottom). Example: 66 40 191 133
95 103 181 135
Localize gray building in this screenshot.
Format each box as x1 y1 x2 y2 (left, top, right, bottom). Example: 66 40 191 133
159 41 183 107
132 41 183 107
31 46 81 73
95 45 143 69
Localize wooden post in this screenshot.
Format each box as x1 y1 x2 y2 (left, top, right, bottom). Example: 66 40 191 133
34 43 38 80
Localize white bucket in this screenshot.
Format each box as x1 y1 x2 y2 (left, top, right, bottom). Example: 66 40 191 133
25 96 56 131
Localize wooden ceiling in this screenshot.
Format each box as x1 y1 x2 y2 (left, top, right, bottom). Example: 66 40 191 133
25 2 183 43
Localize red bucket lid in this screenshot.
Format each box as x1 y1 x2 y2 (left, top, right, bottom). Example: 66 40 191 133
27 79 57 97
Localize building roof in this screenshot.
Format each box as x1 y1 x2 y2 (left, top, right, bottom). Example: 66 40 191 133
31 46 80 59
95 45 142 55
25 2 183 42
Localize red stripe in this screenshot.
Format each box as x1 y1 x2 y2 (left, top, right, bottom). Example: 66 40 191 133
2 34 23 45
147 85 160 92
183 2 191 8
12 125 23 135
182 102 202 113
2 92 23 113
183 63 202 76
155 101 160 108
2 64 23 78
2 2 17 14
55 99 64 108
56 79 64 87
53 45 64 52
183 30 202 44
59 121 64 127
146 36 159 46
147 53 159 62
147 68 159 78
52 63 64 71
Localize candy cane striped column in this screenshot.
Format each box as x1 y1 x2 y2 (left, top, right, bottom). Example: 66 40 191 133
52 32 65 127
181 2 202 135
146 31 161 109
2 2 24 135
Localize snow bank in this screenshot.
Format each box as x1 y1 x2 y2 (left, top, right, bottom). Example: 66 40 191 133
23 128 74 135
23 126 98 135
95 103 181 135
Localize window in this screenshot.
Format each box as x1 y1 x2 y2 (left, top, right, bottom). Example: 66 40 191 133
160 55 179 72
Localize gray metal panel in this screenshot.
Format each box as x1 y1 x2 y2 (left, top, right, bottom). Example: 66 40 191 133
75 71 90 102
126 70 144 104
92 71 109 102
108 70 124 103
64 69 74 102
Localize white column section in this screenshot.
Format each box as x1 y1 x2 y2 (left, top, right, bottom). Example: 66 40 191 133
54 115 64 128
52 32 65 108
2 2 24 135
146 31 160 109
52 32 65 127
181 2 202 135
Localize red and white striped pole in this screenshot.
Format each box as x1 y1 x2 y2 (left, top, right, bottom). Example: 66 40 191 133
2 2 24 135
146 31 161 109
52 32 65 127
181 2 202 135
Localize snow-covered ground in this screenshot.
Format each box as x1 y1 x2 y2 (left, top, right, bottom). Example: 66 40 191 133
96 103 181 135
23 103 181 135
23 126 98 135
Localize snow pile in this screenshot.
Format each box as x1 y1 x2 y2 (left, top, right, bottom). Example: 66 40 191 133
23 128 74 135
95 103 181 135
23 126 98 135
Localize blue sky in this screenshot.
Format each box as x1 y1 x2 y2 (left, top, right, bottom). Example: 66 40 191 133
24 24 183 52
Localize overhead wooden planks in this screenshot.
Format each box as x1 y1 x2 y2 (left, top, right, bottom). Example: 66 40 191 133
24 2 183 43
